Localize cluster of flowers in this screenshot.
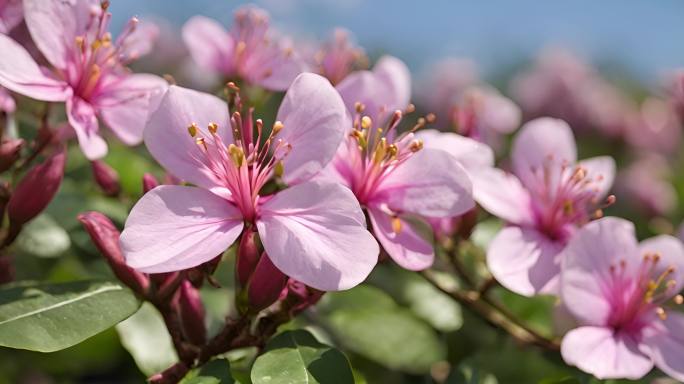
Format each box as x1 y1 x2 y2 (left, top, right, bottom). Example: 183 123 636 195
1 1 683 382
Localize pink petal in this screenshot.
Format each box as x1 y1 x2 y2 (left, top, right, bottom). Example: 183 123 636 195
642 312 684 382
119 20 159 60
511 117 577 186
144 85 232 193
0 0 23 34
368 208 434 270
336 55 410 124
0 34 68 102
471 167 534 225
578 156 616 199
373 55 411 115
256 181 379 291
120 185 243 273
248 41 307 91
182 15 234 75
276 73 349 185
487 226 564 296
415 129 494 173
638 235 684 298
23 0 91 70
66 96 107 160
373 148 474 218
0 87 16 113
481 91 521 134
560 217 639 325
561 326 653 380
96 73 168 146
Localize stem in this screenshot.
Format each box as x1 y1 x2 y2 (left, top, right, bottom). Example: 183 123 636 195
419 270 560 351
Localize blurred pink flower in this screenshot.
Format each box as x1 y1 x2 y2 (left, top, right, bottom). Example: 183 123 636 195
182 6 306 91
311 28 367 86
625 97 682 154
0 0 167 159
560 217 684 381
120 73 379 292
416 57 479 123
616 154 676 217
473 117 615 296
664 68 684 119
0 0 21 34
325 56 474 270
449 86 521 149
511 47 632 139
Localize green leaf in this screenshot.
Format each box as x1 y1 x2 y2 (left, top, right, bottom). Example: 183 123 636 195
16 214 70 258
183 359 235 384
0 280 141 352
318 285 447 373
369 265 463 332
116 302 178 376
251 330 354 384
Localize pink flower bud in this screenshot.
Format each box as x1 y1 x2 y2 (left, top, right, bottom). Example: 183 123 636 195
236 228 260 287
7 149 66 227
142 173 159 193
246 252 288 313
281 279 324 316
178 280 206 345
78 211 149 294
0 139 23 173
91 160 121 197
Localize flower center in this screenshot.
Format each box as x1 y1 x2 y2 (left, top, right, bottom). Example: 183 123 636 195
528 157 614 241
606 253 681 331
186 85 290 222
65 1 143 100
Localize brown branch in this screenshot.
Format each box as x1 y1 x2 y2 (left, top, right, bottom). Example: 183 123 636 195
420 270 560 351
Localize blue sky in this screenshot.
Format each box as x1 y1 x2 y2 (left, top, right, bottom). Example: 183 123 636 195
109 0 684 84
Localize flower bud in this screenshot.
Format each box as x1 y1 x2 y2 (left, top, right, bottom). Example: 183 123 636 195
236 228 260 287
78 211 149 294
0 138 23 173
142 173 159 193
281 279 324 316
91 160 120 197
246 252 288 313
7 149 66 227
178 280 206 345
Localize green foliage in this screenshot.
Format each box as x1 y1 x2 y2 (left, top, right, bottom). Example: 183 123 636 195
251 329 354 384
0 280 141 352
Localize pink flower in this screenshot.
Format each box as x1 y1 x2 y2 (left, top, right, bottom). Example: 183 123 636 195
311 28 367 86
625 97 682 154
560 217 684 381
416 58 479 124
473 117 615 296
326 56 474 270
182 6 306 91
0 0 167 159
616 154 676 217
120 73 379 291
0 0 22 34
414 129 494 240
449 86 521 150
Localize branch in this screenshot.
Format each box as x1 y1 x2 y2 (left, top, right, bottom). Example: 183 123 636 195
419 270 560 351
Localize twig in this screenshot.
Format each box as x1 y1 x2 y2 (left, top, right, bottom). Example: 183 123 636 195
419 270 560 351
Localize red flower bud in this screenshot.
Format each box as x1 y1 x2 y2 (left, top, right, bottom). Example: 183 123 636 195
178 280 206 345
78 211 148 294
236 228 260 287
246 252 288 313
7 149 65 227
91 160 120 197
142 173 159 193
281 279 324 316
0 139 23 173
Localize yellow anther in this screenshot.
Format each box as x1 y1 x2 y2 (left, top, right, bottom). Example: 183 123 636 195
274 161 284 177
409 139 423 152
372 138 388 164
91 39 102 50
387 144 398 158
656 307 667 321
187 123 198 137
236 41 247 56
361 116 372 130
273 121 284 135
228 144 245 167
391 216 402 234
355 102 365 113
675 295 684 305
208 122 218 134
563 200 574 216
351 130 367 149
195 137 207 151
75 36 85 49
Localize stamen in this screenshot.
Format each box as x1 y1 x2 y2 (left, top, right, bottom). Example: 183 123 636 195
187 123 198 137
208 122 218 134
361 116 372 130
273 121 284 135
656 307 667 320
675 294 684 305
391 216 402 234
